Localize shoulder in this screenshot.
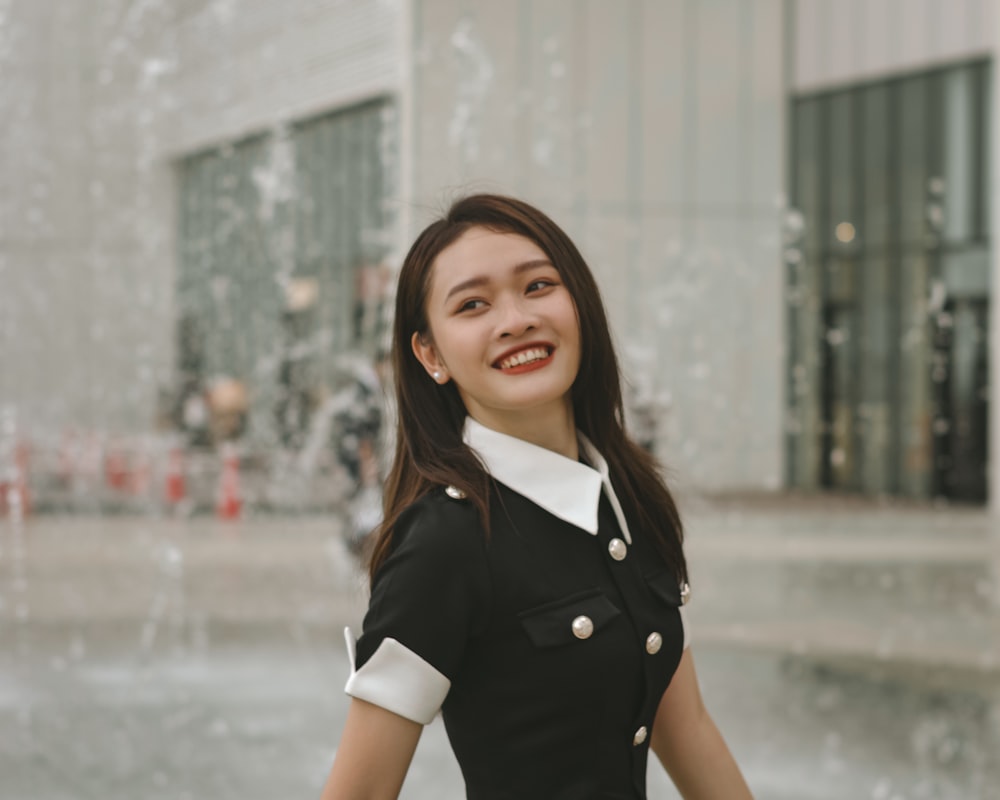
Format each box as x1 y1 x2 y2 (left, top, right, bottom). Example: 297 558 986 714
383 487 486 570
369 486 492 627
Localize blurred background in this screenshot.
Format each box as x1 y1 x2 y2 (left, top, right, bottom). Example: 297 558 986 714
0 1 998 798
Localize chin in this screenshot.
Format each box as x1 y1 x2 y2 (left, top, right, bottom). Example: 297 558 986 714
499 386 574 412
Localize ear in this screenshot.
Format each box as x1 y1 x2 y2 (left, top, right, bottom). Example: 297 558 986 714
411 331 449 384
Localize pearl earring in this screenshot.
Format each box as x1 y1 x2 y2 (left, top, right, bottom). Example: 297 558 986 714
433 371 442 382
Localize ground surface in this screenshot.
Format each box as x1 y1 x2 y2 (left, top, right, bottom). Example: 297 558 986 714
1 499 998 799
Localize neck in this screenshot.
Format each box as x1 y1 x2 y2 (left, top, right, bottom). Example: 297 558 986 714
469 401 578 460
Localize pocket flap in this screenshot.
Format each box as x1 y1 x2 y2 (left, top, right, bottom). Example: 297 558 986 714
518 588 621 648
645 571 682 607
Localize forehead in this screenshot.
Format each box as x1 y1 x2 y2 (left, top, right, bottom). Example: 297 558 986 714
429 227 549 291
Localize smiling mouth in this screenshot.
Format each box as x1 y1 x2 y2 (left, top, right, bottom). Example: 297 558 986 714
495 346 553 370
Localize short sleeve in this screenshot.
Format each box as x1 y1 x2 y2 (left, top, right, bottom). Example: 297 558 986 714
679 604 691 650
344 492 490 724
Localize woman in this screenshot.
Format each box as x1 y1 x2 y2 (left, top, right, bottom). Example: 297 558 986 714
321 195 753 799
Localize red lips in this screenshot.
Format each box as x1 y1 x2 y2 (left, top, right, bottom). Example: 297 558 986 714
492 342 555 370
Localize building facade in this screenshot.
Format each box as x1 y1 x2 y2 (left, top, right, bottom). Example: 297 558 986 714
1 0 996 505
788 0 995 503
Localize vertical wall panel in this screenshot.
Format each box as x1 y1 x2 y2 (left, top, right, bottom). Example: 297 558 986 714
638 0 686 212
582 1 630 212
461 1 523 187
750 0 785 210
524 0 577 213
525 0 577 213
861 0 895 77
899 1 930 68
826 0 857 83
938 0 970 58
794 0 825 90
694 0 747 209
794 0 995 92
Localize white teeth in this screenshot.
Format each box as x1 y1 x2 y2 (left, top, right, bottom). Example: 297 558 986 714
499 347 550 370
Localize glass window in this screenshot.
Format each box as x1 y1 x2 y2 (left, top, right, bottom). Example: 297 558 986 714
975 62 991 239
794 98 822 256
943 66 976 244
175 99 396 446
857 256 892 494
788 61 989 503
897 77 929 247
826 92 857 253
862 85 890 250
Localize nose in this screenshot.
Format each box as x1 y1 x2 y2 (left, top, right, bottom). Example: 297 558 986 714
496 294 538 339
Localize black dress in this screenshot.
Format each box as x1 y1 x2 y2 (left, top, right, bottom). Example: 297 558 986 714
345 419 690 799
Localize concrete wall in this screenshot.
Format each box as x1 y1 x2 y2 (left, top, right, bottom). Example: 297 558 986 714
0 1 176 439
0 0 399 444
156 0 400 157
407 0 787 492
793 0 995 91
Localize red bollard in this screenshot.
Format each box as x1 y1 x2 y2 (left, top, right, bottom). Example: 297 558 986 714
165 447 186 506
105 445 129 491
3 442 32 518
215 444 242 520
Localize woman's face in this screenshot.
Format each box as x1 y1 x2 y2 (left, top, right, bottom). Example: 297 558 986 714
412 226 581 430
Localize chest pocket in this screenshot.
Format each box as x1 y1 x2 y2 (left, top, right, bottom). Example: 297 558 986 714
645 570 683 607
518 588 621 648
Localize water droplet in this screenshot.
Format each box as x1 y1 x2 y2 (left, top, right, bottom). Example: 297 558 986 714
783 247 802 264
834 221 855 243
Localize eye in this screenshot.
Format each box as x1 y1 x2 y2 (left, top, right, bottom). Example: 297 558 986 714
526 278 556 293
457 298 486 312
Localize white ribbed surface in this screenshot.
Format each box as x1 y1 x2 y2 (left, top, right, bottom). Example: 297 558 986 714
409 0 787 492
160 0 399 155
794 0 996 92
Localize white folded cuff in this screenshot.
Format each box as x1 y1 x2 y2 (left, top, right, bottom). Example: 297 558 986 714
343 627 451 725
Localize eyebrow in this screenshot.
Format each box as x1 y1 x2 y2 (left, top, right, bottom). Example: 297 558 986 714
443 259 554 303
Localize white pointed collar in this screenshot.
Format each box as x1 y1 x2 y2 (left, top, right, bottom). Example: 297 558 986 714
462 417 632 543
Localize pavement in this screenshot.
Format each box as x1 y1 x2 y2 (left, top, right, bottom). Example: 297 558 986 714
682 496 1000 691
1 496 998 799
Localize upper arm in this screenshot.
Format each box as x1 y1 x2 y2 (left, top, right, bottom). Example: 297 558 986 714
320 698 422 800
327 495 488 798
651 647 707 761
347 498 490 723
651 649 755 799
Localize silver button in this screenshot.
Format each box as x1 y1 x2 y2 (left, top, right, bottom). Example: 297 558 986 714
645 632 663 655
444 485 466 500
571 615 594 640
680 582 691 605
607 538 627 561
633 726 648 746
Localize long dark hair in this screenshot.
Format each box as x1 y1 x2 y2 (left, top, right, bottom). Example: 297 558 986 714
368 194 687 585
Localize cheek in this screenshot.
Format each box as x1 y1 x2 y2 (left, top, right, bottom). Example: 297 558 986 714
561 302 582 350
435 322 482 371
